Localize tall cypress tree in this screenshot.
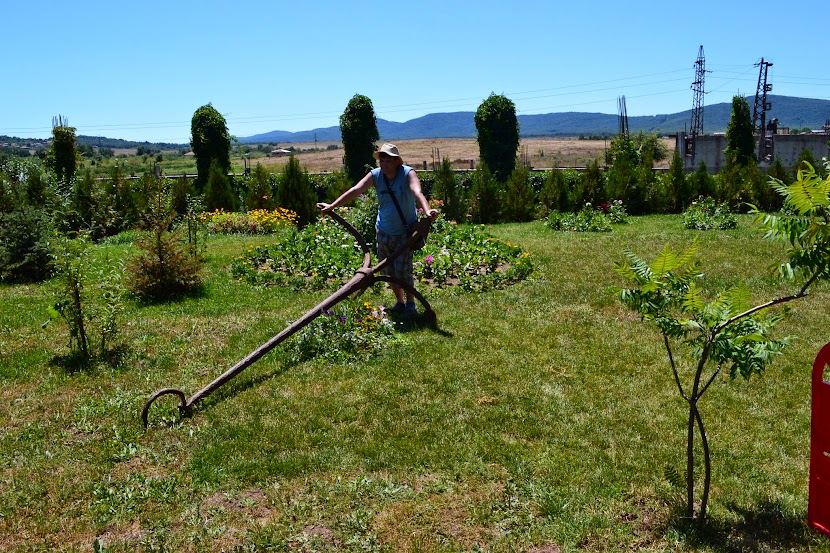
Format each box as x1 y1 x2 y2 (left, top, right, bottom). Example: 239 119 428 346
48 119 79 186
724 96 756 167
190 104 231 191
340 95 379 183
475 94 519 183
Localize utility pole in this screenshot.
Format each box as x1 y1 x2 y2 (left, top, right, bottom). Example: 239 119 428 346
686 45 706 163
752 58 773 162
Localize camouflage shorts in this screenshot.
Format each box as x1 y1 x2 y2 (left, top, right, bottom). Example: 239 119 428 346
375 228 414 287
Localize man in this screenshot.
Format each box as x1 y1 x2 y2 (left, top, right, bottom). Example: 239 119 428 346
318 143 438 313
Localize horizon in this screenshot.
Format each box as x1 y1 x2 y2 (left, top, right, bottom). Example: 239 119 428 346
3 1 828 143
6 94 827 147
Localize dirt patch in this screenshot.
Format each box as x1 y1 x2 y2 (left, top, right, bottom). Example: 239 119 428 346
201 487 273 522
96 521 152 549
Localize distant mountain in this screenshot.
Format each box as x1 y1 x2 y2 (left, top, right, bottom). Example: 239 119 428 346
240 95 830 143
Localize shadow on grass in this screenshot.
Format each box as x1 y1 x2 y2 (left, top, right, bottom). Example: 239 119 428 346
669 498 825 552
50 344 132 375
130 284 208 307
389 309 453 337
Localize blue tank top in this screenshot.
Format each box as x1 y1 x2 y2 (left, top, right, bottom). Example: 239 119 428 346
372 165 417 235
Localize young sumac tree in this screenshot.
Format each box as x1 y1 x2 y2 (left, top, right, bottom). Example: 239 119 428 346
616 161 830 525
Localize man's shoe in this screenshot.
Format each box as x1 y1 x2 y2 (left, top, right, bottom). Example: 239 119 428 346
389 302 406 314
405 301 417 313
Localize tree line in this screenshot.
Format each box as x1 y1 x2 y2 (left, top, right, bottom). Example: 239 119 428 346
1 94 825 287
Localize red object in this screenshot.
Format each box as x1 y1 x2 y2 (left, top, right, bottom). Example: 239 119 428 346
809 342 830 537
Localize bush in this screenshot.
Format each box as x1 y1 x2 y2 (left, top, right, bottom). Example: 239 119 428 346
126 177 203 300
46 233 125 361
232 216 533 292
0 206 52 282
682 196 737 230
277 156 317 227
290 299 396 363
468 164 502 224
546 204 612 232
204 159 237 212
202 208 298 235
502 165 536 222
245 164 276 211
432 158 466 223
539 169 570 214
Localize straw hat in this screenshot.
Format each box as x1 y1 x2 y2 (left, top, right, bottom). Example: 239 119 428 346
373 143 403 162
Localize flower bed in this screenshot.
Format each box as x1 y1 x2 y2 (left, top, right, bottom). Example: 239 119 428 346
231 214 533 292
203 208 298 234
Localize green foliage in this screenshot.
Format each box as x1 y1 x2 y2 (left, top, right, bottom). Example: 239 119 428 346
277 155 317 227
608 131 667 166
468 164 503 224
232 216 533 292
68 169 97 233
415 219 534 290
125 177 203 300
203 207 297 235
616 162 830 523
204 159 238 212
290 299 397 363
0 159 53 282
99 164 141 237
666 149 689 212
0 205 52 283
546 205 612 232
432 157 466 222
190 103 231 190
475 94 519 182
682 196 738 230
718 160 763 210
754 160 830 283
573 159 604 206
339 94 379 183
538 168 570 214
605 134 663 214
344 189 378 246
48 122 79 185
47 233 125 361
502 165 536 222
793 148 816 181
689 161 716 200
170 175 197 217
724 95 756 168
245 163 276 210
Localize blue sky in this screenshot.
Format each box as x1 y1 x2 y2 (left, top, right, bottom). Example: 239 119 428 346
3 0 828 144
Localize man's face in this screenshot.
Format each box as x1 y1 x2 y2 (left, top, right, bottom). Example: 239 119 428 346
378 153 401 177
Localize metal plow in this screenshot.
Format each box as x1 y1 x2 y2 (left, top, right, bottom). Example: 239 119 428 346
141 210 434 427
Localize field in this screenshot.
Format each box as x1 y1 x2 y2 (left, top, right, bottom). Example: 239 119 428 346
246 137 676 174
2 214 829 551
89 137 676 178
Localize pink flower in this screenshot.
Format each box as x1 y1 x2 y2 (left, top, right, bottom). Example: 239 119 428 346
425 255 434 266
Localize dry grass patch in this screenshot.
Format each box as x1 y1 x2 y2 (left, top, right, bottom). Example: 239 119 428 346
249 137 675 173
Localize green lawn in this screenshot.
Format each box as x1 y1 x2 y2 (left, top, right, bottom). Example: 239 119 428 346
2 215 829 552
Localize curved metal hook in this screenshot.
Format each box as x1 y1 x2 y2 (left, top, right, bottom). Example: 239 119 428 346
141 387 191 428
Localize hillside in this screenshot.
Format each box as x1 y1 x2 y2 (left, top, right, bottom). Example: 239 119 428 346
240 95 830 144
